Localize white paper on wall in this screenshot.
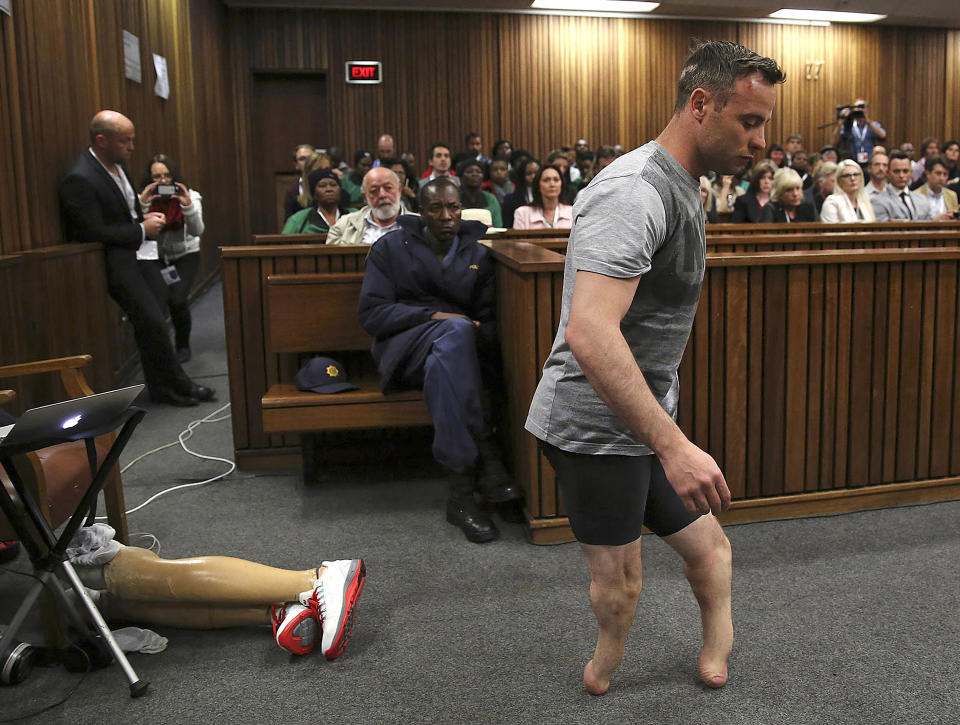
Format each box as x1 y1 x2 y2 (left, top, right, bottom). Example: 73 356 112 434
123 30 141 83
153 53 169 99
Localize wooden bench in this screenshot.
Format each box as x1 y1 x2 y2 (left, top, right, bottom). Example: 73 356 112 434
261 272 432 482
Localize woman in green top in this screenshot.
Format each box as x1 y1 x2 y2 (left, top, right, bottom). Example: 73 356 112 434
456 158 503 228
282 169 349 235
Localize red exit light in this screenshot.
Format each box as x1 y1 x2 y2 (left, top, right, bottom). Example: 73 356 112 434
345 61 382 85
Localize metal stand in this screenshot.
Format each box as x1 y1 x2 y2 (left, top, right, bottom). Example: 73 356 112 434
0 407 149 697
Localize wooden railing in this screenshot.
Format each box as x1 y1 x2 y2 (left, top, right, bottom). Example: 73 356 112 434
490 241 960 541
222 234 960 541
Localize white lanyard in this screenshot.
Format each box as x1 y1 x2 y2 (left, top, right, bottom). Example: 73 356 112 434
852 122 868 144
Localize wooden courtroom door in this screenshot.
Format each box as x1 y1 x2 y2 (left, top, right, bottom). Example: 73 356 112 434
249 72 328 235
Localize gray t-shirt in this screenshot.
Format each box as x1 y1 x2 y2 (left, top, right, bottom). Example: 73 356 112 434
525 141 705 455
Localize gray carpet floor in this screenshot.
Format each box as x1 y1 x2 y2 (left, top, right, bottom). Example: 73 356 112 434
1 282 958 724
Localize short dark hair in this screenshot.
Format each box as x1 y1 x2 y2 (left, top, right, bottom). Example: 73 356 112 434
926 155 950 174
577 151 595 163
674 40 785 113
595 144 616 160
456 158 485 178
464 132 480 145
418 176 460 208
429 142 452 158
888 150 911 164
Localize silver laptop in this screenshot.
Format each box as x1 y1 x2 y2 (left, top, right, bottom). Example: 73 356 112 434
0 385 144 451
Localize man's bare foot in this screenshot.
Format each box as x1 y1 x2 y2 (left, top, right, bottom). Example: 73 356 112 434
697 616 733 688
583 659 610 696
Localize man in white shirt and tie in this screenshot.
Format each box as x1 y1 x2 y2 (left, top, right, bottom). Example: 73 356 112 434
914 156 959 221
872 151 932 221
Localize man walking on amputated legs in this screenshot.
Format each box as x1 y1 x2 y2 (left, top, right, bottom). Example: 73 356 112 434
525 41 784 694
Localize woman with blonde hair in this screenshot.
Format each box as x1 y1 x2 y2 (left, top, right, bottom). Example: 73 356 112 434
297 151 332 209
820 159 875 222
760 167 816 223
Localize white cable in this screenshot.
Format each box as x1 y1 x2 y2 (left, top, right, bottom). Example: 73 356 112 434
97 402 236 518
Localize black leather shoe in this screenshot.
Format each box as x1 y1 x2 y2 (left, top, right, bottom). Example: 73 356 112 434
446 498 499 543
478 478 523 504
187 383 216 402
150 388 199 407
476 451 523 503
176 347 191 363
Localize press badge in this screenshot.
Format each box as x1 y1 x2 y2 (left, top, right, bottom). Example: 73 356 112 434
857 151 868 164
160 264 181 286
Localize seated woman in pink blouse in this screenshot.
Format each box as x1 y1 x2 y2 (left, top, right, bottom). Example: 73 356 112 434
512 165 573 230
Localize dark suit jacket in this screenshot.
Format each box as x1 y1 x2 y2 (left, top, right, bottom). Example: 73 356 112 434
60 150 143 249
759 202 816 223
731 192 768 223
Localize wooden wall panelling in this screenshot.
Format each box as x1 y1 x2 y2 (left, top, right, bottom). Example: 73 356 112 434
0 12 27 252
898 28 947 152
188 0 245 273
946 31 960 143
241 9 327 71
322 11 501 169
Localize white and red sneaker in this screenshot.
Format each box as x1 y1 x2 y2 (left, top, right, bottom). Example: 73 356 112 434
299 559 366 660
271 602 319 655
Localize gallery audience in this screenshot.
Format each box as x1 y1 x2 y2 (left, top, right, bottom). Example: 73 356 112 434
731 161 776 223
865 152 889 199
457 158 503 227
915 156 959 220
327 167 413 245
264 125 960 238
759 168 816 223
481 157 515 203
712 174 745 214
341 150 374 206
284 144 315 220
282 168 349 234
512 165 572 230
419 143 455 185
803 161 837 218
501 157 540 229
820 159 875 222
873 151 933 221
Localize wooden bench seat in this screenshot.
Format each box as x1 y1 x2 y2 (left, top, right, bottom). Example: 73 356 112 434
261 271 431 481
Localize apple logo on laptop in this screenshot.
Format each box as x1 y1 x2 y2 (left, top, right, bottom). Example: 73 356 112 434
61 414 82 430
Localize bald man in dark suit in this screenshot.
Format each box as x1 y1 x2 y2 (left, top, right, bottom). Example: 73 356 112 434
60 110 213 406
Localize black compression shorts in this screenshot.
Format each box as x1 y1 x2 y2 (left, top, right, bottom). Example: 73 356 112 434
539 440 700 546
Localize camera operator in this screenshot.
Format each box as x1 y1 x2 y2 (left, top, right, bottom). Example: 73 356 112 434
833 98 886 167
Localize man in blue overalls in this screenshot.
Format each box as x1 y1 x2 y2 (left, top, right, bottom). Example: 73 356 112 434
358 177 521 543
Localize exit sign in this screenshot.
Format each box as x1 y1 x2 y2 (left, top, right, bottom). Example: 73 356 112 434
345 61 382 85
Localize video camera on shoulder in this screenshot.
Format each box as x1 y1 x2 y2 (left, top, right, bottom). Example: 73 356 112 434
836 103 866 121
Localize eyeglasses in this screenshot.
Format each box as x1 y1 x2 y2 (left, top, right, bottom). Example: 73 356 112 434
838 173 860 180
